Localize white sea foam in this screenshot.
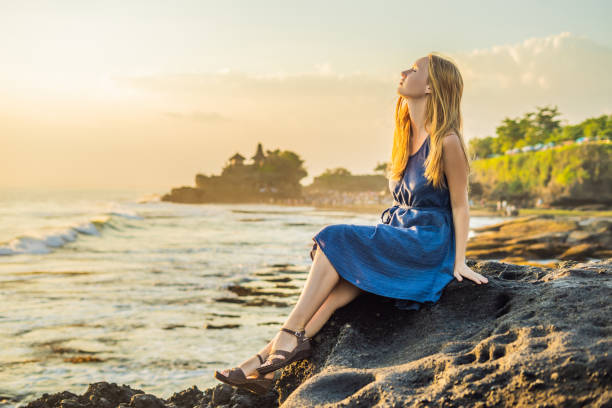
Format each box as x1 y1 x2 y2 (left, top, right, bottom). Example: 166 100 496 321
108 211 144 220
0 211 143 256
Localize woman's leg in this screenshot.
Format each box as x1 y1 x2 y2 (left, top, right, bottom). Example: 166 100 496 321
280 245 343 332
219 248 363 379
302 276 363 336
259 247 363 377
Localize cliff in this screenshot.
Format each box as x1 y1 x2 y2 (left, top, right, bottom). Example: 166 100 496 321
470 141 612 207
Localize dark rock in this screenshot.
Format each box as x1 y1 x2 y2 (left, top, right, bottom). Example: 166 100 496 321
161 187 211 204
130 393 166 408
25 382 146 408
243 298 291 307
58 399 84 408
211 384 233 406
204 323 241 329
165 385 209 407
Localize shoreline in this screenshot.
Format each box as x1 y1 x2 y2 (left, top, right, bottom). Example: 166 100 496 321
302 203 612 218
22 258 612 408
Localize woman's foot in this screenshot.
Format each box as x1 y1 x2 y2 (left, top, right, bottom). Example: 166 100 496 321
217 340 276 380
256 326 311 374
266 327 299 365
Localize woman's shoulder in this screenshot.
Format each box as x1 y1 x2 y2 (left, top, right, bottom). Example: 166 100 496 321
441 133 464 162
442 132 460 146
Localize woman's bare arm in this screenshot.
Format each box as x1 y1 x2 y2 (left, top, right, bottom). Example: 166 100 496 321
442 133 488 284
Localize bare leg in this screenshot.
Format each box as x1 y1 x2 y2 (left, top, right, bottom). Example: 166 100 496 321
302 277 363 337
260 247 363 378
283 245 343 330
219 248 363 379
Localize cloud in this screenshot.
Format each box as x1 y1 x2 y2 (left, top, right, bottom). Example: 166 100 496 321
115 68 387 102
451 32 612 136
3 30 611 190
117 31 611 140
106 32 612 184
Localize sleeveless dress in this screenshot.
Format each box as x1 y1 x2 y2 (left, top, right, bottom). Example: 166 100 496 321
309 134 456 311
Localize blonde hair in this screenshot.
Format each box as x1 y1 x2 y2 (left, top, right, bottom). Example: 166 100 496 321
386 52 470 190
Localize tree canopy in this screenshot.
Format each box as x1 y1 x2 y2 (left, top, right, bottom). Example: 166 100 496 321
468 106 611 159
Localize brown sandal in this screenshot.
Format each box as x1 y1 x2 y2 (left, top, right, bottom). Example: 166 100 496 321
256 327 312 375
214 354 274 395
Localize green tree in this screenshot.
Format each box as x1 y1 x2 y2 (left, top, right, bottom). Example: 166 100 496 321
374 162 387 174
493 106 562 152
320 167 352 177
533 105 562 134
494 116 529 152
468 136 495 159
258 149 308 196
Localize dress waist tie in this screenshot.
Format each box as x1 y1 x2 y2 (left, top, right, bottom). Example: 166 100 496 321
380 204 450 224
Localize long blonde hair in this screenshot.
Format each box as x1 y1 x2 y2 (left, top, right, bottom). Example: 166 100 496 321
386 52 470 190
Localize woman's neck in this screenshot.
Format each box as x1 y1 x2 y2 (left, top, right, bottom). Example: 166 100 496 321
406 97 428 140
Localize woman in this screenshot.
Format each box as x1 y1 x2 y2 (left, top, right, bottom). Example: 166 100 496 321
214 52 489 395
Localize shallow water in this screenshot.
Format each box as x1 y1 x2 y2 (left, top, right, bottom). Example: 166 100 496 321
0 187 505 406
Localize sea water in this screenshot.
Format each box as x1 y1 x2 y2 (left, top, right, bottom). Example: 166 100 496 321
0 187 505 406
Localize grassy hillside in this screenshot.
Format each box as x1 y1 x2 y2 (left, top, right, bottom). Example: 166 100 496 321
469 141 611 207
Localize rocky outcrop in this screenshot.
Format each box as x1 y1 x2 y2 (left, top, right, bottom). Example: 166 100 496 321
161 186 212 204
467 215 612 266
25 258 612 408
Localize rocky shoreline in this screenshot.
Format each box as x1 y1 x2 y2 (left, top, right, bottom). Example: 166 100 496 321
23 257 612 408
466 214 612 267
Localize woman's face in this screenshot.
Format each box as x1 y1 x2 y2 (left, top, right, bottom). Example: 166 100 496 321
397 56 430 98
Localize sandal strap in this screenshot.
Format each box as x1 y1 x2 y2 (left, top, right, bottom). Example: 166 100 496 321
280 327 306 339
269 349 292 358
264 355 288 366
261 348 294 367
258 327 311 368
256 353 265 364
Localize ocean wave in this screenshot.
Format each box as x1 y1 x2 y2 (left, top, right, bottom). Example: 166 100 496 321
0 211 144 256
108 211 144 220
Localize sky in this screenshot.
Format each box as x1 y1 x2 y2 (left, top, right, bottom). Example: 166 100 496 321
1 0 611 192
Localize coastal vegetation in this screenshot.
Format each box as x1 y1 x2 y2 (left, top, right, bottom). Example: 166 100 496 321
162 107 611 209
467 107 611 207
468 106 611 158
303 167 386 193
162 143 309 203
161 144 390 203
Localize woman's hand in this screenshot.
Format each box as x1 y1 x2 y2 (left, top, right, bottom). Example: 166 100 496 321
453 261 488 284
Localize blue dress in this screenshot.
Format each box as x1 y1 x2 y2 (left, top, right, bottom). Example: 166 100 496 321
309 134 456 311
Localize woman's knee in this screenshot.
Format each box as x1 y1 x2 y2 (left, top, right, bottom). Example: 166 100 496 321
313 247 340 278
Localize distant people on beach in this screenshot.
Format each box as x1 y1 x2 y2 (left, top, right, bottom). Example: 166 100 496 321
496 199 519 216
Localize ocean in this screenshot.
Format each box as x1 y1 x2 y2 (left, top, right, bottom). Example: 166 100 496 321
0 187 504 406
